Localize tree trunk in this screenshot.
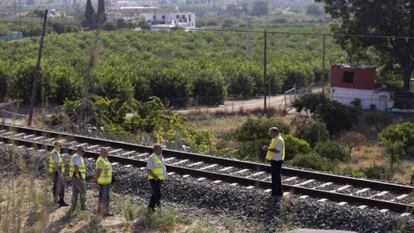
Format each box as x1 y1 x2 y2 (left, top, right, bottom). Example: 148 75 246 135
402 62 412 91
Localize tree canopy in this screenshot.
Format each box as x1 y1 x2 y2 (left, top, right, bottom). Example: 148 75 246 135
316 0 414 90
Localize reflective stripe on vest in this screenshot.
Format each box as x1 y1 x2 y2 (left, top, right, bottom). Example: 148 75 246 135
148 153 165 180
96 155 112 185
48 149 64 173
265 135 285 161
69 154 86 180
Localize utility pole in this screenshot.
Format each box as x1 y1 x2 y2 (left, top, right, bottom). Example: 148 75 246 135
322 34 326 94
245 16 250 59
263 30 267 112
28 9 48 127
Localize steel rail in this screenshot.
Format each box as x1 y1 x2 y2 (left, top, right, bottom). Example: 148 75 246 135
1 123 413 194
0 134 413 213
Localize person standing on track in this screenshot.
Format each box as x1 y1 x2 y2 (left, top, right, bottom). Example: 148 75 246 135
48 141 69 207
263 127 285 198
146 144 167 212
95 147 113 216
69 146 88 211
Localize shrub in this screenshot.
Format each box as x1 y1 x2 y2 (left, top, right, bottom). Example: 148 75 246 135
378 122 414 158
293 93 359 135
284 134 311 160
362 164 388 179
314 141 350 162
235 118 290 160
290 153 336 171
337 132 365 155
365 111 392 131
295 121 329 147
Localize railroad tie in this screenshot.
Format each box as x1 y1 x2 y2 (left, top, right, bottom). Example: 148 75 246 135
164 157 175 162
355 188 370 194
297 179 315 186
218 166 233 172
232 169 249 175
380 209 389 214
199 164 217 170
172 159 188 165
283 176 297 182
13 133 25 138
336 185 351 192
188 161 203 167
121 151 136 157
246 171 265 179
358 205 368 210
109 148 123 154
370 191 389 198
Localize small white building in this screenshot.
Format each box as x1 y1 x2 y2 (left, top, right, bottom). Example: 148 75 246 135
107 6 196 29
330 64 394 111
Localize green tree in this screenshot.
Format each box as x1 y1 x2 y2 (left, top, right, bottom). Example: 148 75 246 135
251 0 269 16
192 68 226 106
235 118 290 160
378 122 414 159
295 121 329 147
284 134 311 160
316 0 414 90
84 0 96 28
97 0 107 27
0 24 10 36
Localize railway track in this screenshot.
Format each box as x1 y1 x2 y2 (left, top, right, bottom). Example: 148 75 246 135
0 123 413 214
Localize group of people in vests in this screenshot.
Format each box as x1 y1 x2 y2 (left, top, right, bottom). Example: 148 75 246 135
48 127 283 216
48 142 167 216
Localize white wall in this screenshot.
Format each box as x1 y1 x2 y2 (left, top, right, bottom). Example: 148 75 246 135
331 87 394 111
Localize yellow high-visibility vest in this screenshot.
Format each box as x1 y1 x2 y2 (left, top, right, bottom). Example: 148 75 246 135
69 154 86 180
265 135 285 161
48 149 64 174
96 155 112 185
148 153 165 180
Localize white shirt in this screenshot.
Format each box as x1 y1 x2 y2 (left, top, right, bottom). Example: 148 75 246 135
146 154 167 178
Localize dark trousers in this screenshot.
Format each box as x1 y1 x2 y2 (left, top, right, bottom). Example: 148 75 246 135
148 179 162 209
98 184 111 214
52 172 65 203
71 178 87 209
271 160 283 196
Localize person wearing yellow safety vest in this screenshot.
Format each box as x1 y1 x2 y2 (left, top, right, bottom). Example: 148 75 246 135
69 146 88 211
263 127 285 198
48 141 69 207
146 144 167 212
94 147 113 217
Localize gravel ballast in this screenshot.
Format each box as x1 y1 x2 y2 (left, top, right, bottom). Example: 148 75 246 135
1 145 413 233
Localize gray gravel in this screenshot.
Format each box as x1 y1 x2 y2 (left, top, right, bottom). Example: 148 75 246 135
1 144 414 233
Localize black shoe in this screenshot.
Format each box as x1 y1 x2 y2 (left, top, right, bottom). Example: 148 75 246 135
59 202 69 207
81 207 89 211
104 213 114 217
147 207 155 213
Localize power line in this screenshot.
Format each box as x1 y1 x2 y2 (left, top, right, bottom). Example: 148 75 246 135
1 18 414 40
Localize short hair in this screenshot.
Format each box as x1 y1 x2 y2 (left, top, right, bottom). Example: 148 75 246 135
54 141 62 146
153 144 162 151
77 146 85 152
269 127 279 133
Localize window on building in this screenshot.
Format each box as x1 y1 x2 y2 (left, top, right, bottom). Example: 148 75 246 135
189 14 192 22
176 15 179 19
153 15 156 20
343 71 354 83
162 15 165 20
